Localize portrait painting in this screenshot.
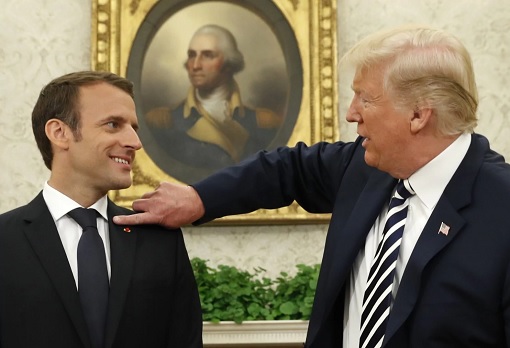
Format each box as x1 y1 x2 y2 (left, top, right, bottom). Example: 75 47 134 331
92 0 338 223
127 1 302 183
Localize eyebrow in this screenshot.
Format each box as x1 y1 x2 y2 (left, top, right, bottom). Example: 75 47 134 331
188 49 217 55
104 115 139 131
350 84 364 94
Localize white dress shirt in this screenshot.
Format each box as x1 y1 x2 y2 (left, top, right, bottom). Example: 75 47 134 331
343 133 471 347
42 182 111 289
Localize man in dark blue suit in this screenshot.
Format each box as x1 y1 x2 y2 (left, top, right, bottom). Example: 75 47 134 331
114 25 510 347
0 71 203 348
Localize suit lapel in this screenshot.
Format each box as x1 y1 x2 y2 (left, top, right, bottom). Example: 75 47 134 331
104 201 137 348
312 171 396 336
23 193 91 348
324 171 396 290
383 198 465 344
383 134 486 346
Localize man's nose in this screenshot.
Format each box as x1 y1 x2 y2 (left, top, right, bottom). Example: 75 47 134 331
124 127 142 150
192 56 202 69
345 100 361 123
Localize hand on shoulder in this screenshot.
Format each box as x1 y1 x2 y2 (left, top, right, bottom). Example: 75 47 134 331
112 182 205 229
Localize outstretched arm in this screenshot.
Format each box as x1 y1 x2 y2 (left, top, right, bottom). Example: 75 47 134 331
114 139 361 228
112 183 204 229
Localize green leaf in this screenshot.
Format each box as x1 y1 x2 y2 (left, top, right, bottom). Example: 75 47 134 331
190 257 320 322
279 301 299 315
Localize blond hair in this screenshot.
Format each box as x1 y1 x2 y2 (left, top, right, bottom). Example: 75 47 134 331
341 25 478 135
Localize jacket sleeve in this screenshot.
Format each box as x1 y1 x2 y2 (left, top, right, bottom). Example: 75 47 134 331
167 229 203 348
193 137 364 223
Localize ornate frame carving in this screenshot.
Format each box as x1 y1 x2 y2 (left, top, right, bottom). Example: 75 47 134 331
91 0 337 224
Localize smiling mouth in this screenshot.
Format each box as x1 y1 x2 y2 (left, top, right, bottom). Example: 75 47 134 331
112 157 129 165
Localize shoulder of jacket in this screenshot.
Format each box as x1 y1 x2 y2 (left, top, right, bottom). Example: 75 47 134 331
145 106 173 128
254 108 282 128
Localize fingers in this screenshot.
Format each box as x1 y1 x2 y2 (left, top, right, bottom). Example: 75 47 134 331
141 190 157 199
111 197 158 226
111 182 199 229
112 212 156 226
131 198 151 213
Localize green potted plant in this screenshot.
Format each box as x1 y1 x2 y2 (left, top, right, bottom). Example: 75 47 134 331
191 258 320 345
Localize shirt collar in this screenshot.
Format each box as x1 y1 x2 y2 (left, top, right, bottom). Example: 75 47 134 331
408 133 471 210
42 181 109 221
183 80 244 118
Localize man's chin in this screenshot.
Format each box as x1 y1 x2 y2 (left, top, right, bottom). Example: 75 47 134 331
190 78 207 87
363 153 379 169
109 180 132 192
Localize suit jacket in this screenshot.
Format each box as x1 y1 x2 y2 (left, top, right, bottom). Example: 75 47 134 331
0 194 203 348
193 134 510 347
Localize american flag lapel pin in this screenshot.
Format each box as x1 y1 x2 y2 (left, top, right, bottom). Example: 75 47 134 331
438 222 450 236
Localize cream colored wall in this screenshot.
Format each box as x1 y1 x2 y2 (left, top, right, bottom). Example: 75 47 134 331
1 0 509 278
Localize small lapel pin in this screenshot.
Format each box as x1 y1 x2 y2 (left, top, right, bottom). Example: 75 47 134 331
123 227 131 233
438 222 450 236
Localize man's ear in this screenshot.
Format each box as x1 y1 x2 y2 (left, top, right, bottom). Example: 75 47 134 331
410 107 433 134
45 119 72 150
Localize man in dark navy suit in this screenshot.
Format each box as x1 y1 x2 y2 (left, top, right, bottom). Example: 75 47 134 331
115 25 510 348
0 71 203 348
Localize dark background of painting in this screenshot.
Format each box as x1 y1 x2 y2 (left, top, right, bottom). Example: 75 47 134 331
128 0 303 183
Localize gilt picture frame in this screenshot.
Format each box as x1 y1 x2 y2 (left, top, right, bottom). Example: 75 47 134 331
91 0 338 224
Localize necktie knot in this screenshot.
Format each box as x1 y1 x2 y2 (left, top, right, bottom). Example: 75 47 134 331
393 179 415 201
68 208 98 229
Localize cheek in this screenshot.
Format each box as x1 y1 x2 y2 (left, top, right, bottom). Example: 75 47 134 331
210 58 224 71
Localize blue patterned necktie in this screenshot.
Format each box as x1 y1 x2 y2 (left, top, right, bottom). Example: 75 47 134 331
68 208 109 348
359 180 415 348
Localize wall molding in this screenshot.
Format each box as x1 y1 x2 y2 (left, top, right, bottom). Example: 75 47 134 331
203 320 308 345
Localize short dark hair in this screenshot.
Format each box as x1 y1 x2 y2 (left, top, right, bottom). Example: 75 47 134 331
32 71 134 169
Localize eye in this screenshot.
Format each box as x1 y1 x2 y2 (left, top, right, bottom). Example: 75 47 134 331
202 51 216 59
106 121 119 129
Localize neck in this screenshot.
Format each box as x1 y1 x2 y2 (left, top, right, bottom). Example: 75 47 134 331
396 133 462 179
196 80 233 100
48 174 106 208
